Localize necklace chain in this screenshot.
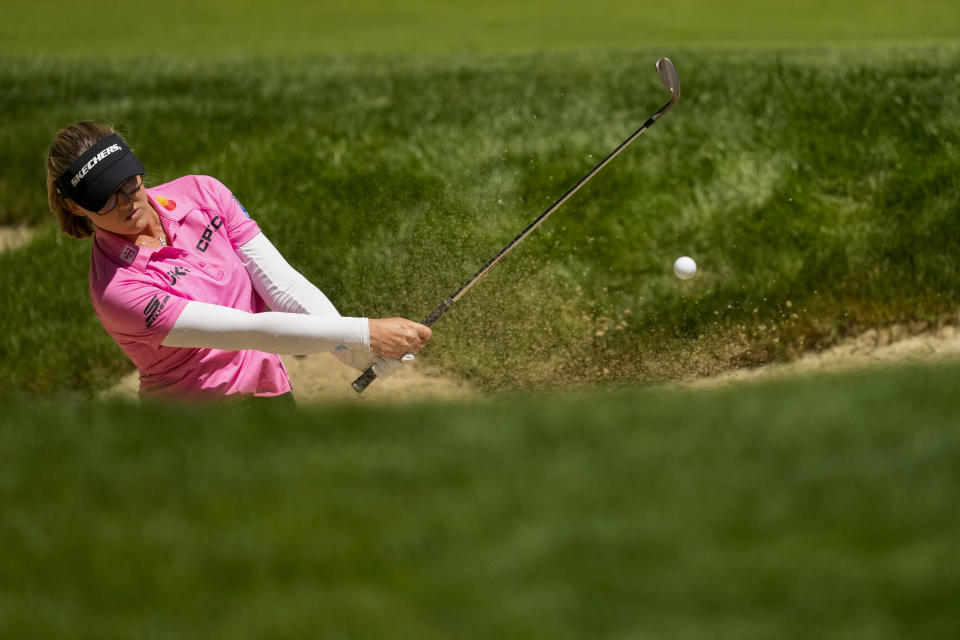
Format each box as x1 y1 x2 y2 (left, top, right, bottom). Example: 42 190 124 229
138 233 166 248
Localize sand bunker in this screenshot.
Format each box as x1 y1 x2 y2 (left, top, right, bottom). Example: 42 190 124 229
100 321 960 403
100 353 479 404
681 321 960 389
284 353 477 403
0 226 35 252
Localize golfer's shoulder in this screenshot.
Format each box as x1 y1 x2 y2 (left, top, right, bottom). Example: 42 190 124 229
149 174 231 203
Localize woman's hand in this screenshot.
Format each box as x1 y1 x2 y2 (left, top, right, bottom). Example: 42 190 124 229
368 318 432 359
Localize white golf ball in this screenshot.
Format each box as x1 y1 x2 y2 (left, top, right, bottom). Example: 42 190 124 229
673 256 697 280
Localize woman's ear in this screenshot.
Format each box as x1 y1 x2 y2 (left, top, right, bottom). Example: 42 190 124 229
65 199 88 218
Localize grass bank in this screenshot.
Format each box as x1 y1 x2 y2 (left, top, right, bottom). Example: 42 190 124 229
2 361 959 638
2 48 959 393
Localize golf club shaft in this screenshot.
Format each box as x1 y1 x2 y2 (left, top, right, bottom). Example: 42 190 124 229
352 108 671 394
353 59 680 393
450 115 667 306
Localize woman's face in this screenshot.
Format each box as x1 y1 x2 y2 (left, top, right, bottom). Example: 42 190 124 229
67 174 154 237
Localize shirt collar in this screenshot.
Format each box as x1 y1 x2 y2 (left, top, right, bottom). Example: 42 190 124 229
93 188 189 268
93 229 151 271
92 224 186 271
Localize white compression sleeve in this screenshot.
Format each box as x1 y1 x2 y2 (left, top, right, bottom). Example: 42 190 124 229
162 300 370 354
234 232 398 375
237 232 343 317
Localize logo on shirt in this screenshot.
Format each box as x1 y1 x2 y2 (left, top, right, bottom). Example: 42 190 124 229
144 293 170 329
166 266 190 286
155 195 177 211
120 245 138 265
196 215 223 253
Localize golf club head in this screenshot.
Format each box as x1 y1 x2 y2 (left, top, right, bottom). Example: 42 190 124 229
656 57 680 102
651 57 680 121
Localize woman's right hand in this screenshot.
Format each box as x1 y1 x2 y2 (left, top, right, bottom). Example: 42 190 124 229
368 318 432 360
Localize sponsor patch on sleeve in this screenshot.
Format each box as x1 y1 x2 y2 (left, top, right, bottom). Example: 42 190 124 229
233 195 250 218
143 293 170 329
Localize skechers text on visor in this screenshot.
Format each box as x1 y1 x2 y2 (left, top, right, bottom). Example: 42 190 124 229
56 134 146 212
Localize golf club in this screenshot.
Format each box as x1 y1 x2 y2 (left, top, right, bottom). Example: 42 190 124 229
353 57 681 393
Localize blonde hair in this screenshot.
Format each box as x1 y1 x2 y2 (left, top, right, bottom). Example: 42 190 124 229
46 121 117 238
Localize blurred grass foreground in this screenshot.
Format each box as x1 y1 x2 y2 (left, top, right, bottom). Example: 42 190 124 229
2 362 960 638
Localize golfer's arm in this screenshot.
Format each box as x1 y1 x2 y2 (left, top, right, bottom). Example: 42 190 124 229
237 232 341 317
162 300 370 354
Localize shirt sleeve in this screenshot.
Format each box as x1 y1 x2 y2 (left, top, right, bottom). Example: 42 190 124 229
92 277 189 347
197 175 261 251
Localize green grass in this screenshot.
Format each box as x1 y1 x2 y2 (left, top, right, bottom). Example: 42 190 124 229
2 361 959 638
2 0 959 56
2 48 960 393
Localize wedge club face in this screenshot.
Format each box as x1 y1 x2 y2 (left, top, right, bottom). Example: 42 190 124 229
652 57 680 121
657 57 680 99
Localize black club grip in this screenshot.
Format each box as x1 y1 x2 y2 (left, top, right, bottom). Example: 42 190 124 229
351 366 379 393
350 297 455 394
422 297 454 327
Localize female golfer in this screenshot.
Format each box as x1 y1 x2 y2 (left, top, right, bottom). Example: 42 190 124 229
46 121 431 401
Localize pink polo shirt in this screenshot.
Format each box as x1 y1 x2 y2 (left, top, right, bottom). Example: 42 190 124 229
89 175 292 400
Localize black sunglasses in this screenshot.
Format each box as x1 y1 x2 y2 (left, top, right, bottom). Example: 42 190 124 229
96 174 144 215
